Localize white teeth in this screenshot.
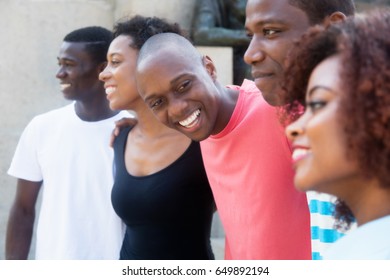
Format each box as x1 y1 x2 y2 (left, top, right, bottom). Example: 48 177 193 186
60 84 71 90
179 109 200 128
292 148 308 161
105 87 116 95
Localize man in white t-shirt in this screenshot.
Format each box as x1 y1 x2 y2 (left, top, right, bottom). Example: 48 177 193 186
6 26 129 259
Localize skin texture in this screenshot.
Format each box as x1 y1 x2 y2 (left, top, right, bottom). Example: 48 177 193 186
57 42 102 101
286 56 359 196
244 0 311 106
99 34 192 177
56 42 115 121
286 54 390 227
244 0 348 106
282 10 390 228
99 35 140 111
6 180 41 259
137 34 239 142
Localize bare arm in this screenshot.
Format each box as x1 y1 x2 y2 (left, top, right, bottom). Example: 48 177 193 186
6 179 42 259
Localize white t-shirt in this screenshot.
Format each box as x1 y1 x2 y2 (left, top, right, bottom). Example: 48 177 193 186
8 103 130 259
324 215 390 259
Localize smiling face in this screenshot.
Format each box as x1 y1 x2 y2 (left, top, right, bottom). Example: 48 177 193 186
99 35 139 110
56 42 102 101
136 49 221 141
286 55 359 196
244 0 311 106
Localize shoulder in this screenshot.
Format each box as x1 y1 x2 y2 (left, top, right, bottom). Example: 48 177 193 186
235 80 275 113
113 126 133 149
26 104 73 128
240 79 261 95
228 79 264 103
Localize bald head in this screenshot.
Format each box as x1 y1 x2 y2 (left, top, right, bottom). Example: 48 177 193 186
137 32 203 71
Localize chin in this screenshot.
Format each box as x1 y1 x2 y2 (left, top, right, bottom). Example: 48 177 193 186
179 130 207 142
63 94 75 101
293 176 314 193
109 103 118 111
260 88 284 106
109 100 124 111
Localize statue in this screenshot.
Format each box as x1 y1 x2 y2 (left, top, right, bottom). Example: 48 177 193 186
192 0 251 85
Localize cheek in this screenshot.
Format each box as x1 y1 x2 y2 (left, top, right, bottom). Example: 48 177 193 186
118 66 135 84
268 40 293 66
124 76 137 93
153 110 170 127
295 122 356 192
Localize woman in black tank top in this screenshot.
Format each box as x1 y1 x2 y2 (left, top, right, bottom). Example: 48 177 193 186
99 15 215 260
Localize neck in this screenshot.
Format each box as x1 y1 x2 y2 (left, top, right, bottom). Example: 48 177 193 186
344 179 390 226
212 85 239 135
74 95 117 122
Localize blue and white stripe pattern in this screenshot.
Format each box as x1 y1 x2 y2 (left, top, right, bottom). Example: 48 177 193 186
307 192 345 260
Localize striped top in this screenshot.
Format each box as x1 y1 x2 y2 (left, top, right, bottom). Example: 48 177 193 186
307 192 345 260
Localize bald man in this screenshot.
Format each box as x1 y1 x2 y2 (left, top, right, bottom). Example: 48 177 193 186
135 33 311 260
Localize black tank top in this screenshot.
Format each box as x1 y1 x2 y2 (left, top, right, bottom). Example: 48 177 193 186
112 127 215 260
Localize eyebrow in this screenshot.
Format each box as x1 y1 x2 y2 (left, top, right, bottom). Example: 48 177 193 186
170 73 191 86
143 94 157 103
247 17 289 29
143 73 193 102
308 85 334 97
57 57 74 62
108 52 122 58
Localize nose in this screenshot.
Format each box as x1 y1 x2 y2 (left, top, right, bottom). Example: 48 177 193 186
167 97 188 120
99 66 111 82
244 36 265 65
56 66 66 79
285 113 307 141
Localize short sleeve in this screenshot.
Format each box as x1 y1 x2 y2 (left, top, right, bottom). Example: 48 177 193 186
8 117 43 182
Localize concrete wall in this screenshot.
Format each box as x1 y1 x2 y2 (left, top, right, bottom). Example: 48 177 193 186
0 0 231 260
0 0 115 261
2 0 383 261
115 0 196 32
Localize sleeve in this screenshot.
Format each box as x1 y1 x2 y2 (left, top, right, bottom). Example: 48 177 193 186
8 117 43 182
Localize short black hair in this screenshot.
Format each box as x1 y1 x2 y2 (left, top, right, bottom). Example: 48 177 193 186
112 15 186 50
63 26 113 63
289 0 355 25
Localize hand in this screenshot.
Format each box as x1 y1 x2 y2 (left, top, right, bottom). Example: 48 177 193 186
110 117 138 147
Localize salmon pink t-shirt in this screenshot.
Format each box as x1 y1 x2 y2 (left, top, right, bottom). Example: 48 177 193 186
200 79 311 259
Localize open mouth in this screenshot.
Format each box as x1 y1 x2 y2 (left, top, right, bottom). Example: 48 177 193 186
179 109 201 128
105 86 116 95
291 148 309 164
253 73 274 80
60 83 71 90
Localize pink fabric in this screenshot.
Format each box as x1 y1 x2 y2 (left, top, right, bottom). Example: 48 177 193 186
201 80 311 259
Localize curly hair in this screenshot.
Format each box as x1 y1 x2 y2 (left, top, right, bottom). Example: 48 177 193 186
63 26 113 64
281 9 390 229
112 15 187 50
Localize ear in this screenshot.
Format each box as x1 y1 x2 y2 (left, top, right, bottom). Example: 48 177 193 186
202 55 218 81
322 11 347 26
